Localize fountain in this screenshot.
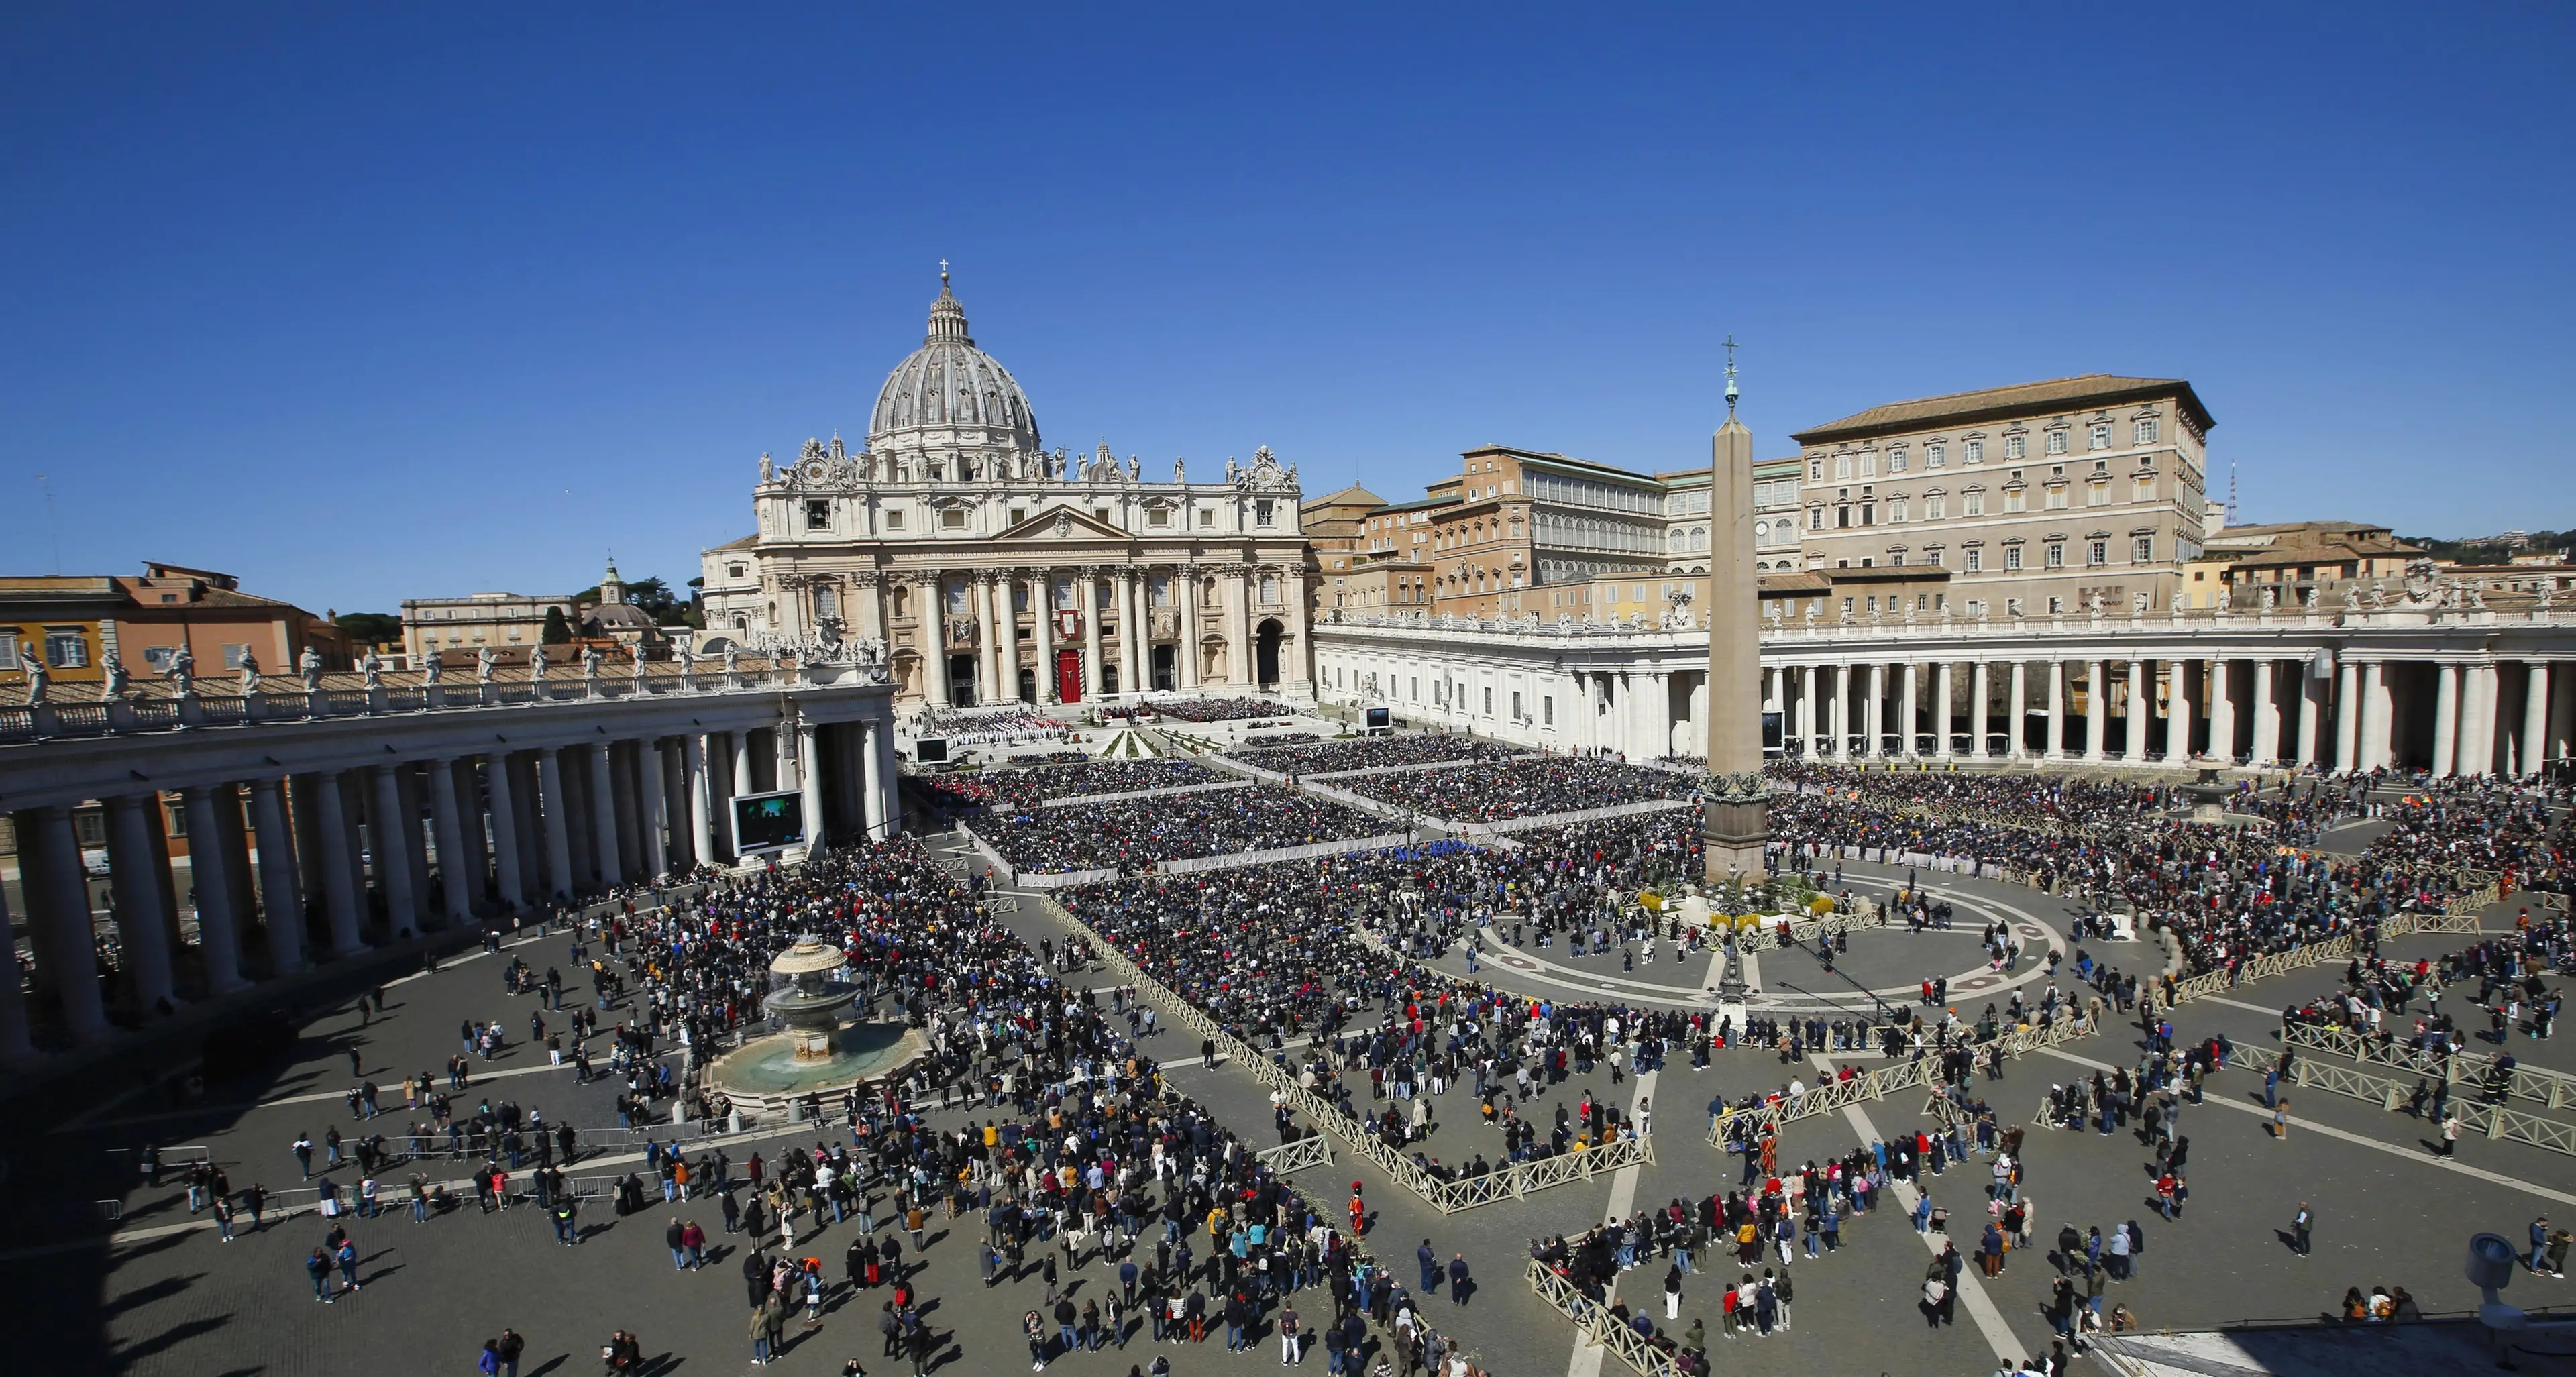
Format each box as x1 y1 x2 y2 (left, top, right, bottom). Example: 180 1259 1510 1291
702 937 930 1121
2178 767 2272 832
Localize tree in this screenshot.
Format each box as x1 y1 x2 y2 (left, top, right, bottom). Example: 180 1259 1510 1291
332 611 402 647
541 606 574 643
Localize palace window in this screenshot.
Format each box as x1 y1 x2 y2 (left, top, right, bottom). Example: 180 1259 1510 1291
1962 490 1984 517
883 510 904 531
2005 545 2025 571
1888 446 1908 474
1965 439 1985 464
2045 486 2068 510
805 499 830 530
2134 417 2160 445
1964 547 1983 573
2133 536 2153 563
2088 481 2109 506
940 508 967 529
1927 442 1947 468
2005 434 2025 460
2088 539 2108 566
2002 488 2026 514
44 630 87 668
2090 423 2112 450
2045 429 2068 455
2043 541 2064 568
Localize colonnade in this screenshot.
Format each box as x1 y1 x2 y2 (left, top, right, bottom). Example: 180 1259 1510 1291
0 683 898 1063
846 560 1305 708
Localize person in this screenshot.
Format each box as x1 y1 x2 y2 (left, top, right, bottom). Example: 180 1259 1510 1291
496 1329 525 1377
1279 1303 1301 1364
1026 1309 1049 1370
2532 1217 2553 1274
307 1247 333 1303
2291 1203 2312 1258
1448 1252 1470 1306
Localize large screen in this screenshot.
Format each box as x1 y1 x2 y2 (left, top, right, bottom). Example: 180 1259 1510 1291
914 736 949 765
1364 707 1391 732
731 791 806 853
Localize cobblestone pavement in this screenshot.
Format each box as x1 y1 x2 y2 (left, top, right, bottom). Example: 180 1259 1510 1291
9 842 2569 1377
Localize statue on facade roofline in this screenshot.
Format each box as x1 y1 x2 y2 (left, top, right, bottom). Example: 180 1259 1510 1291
476 645 498 681
528 645 549 681
422 649 443 683
102 655 131 701
580 643 602 680
299 644 324 690
21 641 49 703
359 648 382 688
237 647 260 695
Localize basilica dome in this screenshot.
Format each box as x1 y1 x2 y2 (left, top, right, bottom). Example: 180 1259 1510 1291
867 273 1042 460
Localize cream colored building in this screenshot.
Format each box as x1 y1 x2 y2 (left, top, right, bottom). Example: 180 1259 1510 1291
402 590 576 662
1788 375 2215 619
699 274 1313 708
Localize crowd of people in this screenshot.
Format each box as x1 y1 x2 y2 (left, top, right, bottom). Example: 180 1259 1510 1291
1230 734 1526 777
966 787 1389 875
1342 757 1696 824
913 706 1076 748
1112 696 1291 724
922 757 1226 810
1762 764 2571 984
237 834 1519 1374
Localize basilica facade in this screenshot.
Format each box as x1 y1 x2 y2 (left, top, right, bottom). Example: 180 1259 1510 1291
698 274 1314 708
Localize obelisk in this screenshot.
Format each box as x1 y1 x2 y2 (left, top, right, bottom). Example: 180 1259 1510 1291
1701 350 1768 887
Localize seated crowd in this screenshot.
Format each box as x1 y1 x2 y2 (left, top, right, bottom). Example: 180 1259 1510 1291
1230 733 1528 776
966 787 1388 874
1120 696 1292 724
1342 756 1696 823
922 757 1228 810
912 706 1075 747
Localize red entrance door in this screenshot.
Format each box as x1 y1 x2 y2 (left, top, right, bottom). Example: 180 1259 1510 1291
1055 649 1084 704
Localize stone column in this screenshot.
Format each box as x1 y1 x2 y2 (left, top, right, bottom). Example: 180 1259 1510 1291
1113 568 1139 697
2123 659 2146 761
1853 662 1876 758
797 719 826 853
1762 665 1781 716
2463 662 2498 777
2335 659 2362 773
1968 661 1990 759
2296 659 2324 767
397 765 434 930
485 753 526 912
916 577 950 708
2430 663 2460 777
2168 660 2194 761
537 749 576 901
180 786 249 993
684 735 716 867
588 743 623 885
2082 659 2107 761
25 806 107 1040
1933 661 1954 759
1801 665 1822 757
979 573 1008 705
420 760 466 928
2045 660 2065 760
2524 662 2552 777
106 795 178 1013
731 730 755 798
860 720 887 840
639 736 670 878
852 569 886 648
248 779 306 975
872 714 904 838
1228 565 1254 688
312 773 364 954
1179 569 1203 690
2359 661 2392 771
2251 659 2280 767
1079 569 1104 698
2007 661 2027 759
0 876 32 1061
2208 659 2238 765
368 766 418 930
1030 570 1057 704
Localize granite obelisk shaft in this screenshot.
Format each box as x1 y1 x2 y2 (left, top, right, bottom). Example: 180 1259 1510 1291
1701 408 1768 883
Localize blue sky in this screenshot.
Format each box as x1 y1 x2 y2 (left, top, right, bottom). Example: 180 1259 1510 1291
3 5 2569 614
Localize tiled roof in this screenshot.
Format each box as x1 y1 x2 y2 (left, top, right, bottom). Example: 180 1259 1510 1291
1794 375 2214 445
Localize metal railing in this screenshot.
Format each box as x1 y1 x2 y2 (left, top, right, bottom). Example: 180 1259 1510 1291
1525 1258 1681 1377
1709 1010 2098 1143
1252 1134 1334 1175
2284 1021 2576 1109
2231 1042 2576 1158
